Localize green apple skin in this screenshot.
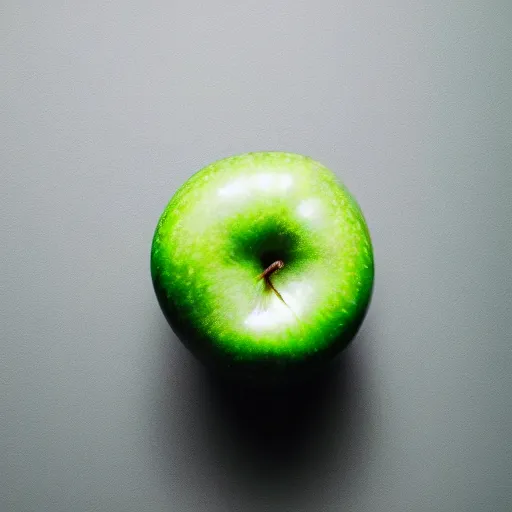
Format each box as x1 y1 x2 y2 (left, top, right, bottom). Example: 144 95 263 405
151 152 374 383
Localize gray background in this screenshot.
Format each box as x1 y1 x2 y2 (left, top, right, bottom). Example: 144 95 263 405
2 1 511 511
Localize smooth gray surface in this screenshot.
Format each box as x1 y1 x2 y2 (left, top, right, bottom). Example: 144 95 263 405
2 1 511 511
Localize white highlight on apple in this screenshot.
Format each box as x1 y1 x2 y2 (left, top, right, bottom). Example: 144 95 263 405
244 279 316 333
280 279 315 317
244 297 296 332
217 173 293 199
297 198 323 223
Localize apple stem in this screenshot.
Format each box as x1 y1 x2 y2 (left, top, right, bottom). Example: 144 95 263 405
258 261 302 325
257 260 284 281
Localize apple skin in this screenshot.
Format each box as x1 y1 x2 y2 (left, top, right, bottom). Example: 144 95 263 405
151 152 374 383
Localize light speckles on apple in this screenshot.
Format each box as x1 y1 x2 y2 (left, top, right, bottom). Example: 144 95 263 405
151 152 374 365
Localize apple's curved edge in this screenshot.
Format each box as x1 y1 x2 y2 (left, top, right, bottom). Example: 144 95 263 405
149 151 376 386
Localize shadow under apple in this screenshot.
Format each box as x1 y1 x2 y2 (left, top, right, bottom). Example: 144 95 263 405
203 354 356 479
147 323 375 507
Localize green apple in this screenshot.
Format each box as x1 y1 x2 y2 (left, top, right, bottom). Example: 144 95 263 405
151 152 373 382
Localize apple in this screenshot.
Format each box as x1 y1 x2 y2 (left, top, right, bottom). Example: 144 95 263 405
151 152 374 383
